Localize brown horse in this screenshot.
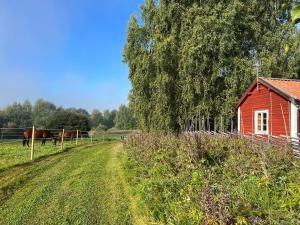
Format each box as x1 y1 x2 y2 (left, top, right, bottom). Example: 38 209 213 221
23 129 57 147
58 130 81 142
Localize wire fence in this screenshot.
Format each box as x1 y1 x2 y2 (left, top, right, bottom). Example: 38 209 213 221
0 127 130 171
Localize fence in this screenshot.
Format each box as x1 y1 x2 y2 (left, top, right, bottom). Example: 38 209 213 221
242 133 300 158
187 130 300 158
0 127 129 166
0 127 92 162
183 116 236 134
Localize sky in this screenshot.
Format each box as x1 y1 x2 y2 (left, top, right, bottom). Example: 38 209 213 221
0 0 144 112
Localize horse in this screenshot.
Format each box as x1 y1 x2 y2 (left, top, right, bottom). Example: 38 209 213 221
23 129 57 147
58 130 81 142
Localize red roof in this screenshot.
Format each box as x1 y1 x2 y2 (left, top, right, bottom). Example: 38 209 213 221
236 77 300 108
262 77 300 100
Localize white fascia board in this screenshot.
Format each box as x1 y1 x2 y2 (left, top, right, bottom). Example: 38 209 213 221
290 102 298 138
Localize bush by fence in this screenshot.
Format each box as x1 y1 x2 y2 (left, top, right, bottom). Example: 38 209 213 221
124 132 300 224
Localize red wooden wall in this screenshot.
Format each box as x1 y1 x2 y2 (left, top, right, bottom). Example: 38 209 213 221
239 83 290 136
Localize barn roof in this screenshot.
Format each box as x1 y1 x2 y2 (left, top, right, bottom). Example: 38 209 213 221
236 77 300 108
262 78 300 100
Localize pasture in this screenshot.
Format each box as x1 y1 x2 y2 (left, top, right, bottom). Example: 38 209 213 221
0 130 126 170
0 140 149 225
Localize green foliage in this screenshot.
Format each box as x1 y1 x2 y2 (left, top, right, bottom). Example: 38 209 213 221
95 123 108 132
114 105 137 130
125 133 300 224
0 111 6 128
0 99 133 131
2 100 33 128
103 109 117 129
32 99 56 128
46 109 90 131
124 0 300 132
292 5 300 24
90 109 104 128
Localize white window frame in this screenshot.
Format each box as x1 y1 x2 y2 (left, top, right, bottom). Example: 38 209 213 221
254 110 269 135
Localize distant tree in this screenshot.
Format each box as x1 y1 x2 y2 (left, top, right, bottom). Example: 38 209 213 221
95 123 108 132
32 99 56 128
47 110 90 131
90 109 104 128
103 109 117 129
114 105 137 130
67 108 90 117
22 100 33 126
3 101 33 128
77 108 90 117
0 110 6 128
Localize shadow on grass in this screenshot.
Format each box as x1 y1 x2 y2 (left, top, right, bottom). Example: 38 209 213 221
0 143 95 174
0 143 98 205
0 141 120 205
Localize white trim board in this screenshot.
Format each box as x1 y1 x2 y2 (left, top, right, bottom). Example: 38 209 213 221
290 102 298 138
238 107 241 133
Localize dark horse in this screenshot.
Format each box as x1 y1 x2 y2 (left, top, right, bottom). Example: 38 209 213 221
23 129 57 147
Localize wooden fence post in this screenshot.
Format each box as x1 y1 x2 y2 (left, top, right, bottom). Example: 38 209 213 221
90 131 93 144
76 129 79 146
31 126 35 160
61 129 65 151
214 118 217 133
221 116 223 132
207 116 210 132
1 129 3 142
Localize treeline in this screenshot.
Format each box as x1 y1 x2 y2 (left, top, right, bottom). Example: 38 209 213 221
0 99 137 131
124 0 300 132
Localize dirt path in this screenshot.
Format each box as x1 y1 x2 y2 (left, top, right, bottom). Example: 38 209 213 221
0 142 151 225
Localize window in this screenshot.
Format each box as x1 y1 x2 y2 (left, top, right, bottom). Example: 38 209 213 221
255 110 269 134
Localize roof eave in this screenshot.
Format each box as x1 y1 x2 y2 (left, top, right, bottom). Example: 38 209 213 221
236 77 300 109
260 77 299 103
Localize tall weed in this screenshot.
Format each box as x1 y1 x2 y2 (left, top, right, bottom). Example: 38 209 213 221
124 133 300 224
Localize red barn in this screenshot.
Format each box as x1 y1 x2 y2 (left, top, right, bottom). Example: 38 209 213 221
237 77 300 138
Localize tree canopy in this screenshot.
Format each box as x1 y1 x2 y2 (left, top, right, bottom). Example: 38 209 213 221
0 100 136 131
32 99 56 128
124 0 300 132
114 105 137 130
2 101 32 128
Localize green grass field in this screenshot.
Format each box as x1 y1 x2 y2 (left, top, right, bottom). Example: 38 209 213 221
0 141 150 225
0 138 90 171
0 132 126 171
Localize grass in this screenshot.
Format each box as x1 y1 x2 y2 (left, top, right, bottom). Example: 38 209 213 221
0 138 92 170
0 132 128 170
0 141 151 225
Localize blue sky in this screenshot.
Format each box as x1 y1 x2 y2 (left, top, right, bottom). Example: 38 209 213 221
0 0 144 112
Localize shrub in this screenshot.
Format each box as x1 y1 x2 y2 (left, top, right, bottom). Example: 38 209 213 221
124 133 300 224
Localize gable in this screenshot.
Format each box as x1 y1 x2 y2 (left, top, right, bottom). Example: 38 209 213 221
237 77 299 109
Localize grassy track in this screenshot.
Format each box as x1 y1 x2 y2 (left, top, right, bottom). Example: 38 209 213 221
0 142 150 225
0 139 92 170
